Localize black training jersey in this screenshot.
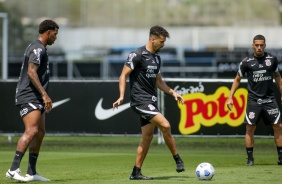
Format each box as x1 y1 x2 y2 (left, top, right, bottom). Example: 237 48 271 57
238 52 279 100
15 40 50 105
125 46 161 106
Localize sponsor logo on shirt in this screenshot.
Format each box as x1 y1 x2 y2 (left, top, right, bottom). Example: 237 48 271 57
252 70 272 82
146 65 157 78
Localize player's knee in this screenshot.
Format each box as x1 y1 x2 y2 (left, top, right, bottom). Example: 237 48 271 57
246 125 255 133
160 123 171 135
26 127 39 137
38 130 46 137
273 124 282 133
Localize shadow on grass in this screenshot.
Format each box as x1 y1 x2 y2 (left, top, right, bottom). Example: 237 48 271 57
152 175 190 180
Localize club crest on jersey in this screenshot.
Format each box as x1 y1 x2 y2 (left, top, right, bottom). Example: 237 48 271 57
33 48 42 62
248 112 255 119
265 59 271 66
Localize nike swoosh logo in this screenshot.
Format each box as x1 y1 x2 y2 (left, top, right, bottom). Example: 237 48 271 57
94 98 130 120
8 171 15 177
53 98 70 109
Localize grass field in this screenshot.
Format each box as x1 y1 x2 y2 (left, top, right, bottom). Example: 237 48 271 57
0 135 281 184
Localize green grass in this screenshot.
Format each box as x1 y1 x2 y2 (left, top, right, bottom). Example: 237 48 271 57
0 136 281 183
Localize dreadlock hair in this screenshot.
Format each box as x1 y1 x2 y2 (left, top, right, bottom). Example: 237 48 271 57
39 19 59 34
149 25 170 38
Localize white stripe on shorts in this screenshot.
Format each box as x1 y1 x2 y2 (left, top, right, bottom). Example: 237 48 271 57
274 112 281 124
245 114 252 125
28 103 37 109
135 106 158 115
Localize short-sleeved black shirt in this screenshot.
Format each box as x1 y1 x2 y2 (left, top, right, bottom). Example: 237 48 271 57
125 46 161 106
15 40 50 105
238 52 278 100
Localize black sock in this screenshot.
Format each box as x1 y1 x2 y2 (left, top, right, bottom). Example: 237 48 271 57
173 154 183 163
131 166 141 176
10 151 24 171
246 147 254 160
277 147 282 160
27 153 39 175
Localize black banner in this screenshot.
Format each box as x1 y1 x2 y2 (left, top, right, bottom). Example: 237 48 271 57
0 80 278 135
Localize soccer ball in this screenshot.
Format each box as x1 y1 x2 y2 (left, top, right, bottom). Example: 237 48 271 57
195 162 215 180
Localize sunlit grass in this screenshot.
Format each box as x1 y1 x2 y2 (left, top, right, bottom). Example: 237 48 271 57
0 136 280 183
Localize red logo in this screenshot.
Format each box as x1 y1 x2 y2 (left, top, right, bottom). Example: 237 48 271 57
178 86 247 134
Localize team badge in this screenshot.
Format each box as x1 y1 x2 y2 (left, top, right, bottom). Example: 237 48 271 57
248 112 255 119
265 59 271 66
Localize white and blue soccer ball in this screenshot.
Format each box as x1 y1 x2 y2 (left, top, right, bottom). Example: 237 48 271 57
195 162 215 180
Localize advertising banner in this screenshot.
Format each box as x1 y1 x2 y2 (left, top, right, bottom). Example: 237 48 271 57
164 79 277 135
0 79 278 135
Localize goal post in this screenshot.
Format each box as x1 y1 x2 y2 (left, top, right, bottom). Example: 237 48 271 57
0 13 8 80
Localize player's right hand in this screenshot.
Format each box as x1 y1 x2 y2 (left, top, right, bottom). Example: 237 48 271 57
42 93 52 113
226 98 233 111
113 98 124 110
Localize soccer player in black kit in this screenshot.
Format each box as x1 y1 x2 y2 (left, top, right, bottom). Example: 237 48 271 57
6 20 59 182
113 26 185 180
227 35 282 166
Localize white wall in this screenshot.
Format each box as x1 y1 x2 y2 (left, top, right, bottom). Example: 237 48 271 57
54 26 282 60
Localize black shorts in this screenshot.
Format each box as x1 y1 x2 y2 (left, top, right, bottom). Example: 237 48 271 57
18 102 45 118
131 103 159 127
245 99 281 125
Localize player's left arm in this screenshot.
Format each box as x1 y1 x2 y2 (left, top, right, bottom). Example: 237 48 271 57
274 71 282 95
28 63 52 112
156 73 184 104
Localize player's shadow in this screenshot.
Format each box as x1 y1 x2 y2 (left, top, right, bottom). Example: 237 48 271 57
153 175 189 180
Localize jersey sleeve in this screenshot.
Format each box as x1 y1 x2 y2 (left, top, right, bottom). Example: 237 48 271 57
237 58 247 77
125 51 140 70
273 56 279 72
28 45 45 65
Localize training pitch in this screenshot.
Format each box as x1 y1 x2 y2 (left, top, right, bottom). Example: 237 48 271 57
0 135 281 184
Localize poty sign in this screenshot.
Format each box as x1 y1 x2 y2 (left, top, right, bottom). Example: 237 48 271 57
177 86 248 134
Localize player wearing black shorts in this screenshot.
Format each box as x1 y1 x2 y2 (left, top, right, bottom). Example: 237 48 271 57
113 26 185 180
6 20 59 182
227 35 282 166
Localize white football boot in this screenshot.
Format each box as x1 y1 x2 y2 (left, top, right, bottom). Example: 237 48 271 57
25 173 50 182
6 168 27 182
